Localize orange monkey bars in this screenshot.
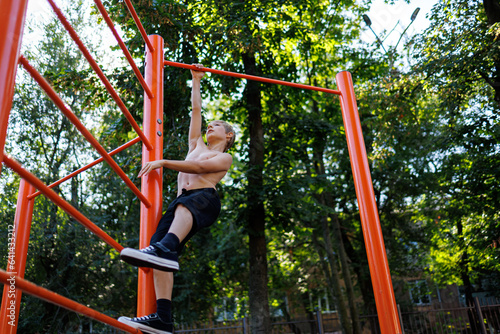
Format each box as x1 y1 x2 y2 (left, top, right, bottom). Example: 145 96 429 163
165 60 404 334
0 0 164 332
164 60 342 95
0 270 140 334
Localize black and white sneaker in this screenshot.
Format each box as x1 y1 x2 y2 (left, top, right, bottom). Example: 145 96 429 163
120 243 179 272
118 313 173 334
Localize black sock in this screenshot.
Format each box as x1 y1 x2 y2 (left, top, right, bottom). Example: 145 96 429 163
156 298 172 323
159 233 180 251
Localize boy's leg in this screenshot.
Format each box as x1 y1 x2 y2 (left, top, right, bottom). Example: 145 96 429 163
120 204 194 271
153 204 193 300
153 203 193 301
164 203 194 243
154 270 173 300
150 205 193 326
117 205 194 333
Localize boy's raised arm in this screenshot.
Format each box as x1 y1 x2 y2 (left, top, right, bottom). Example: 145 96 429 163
188 64 206 151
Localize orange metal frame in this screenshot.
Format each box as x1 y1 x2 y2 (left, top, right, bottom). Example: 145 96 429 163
336 71 402 334
0 0 163 331
0 0 29 174
0 0 401 332
0 179 34 333
138 34 164 316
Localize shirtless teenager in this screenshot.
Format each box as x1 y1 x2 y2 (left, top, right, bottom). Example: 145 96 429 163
118 64 235 334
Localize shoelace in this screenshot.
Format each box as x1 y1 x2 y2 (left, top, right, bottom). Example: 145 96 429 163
134 314 157 321
140 245 155 253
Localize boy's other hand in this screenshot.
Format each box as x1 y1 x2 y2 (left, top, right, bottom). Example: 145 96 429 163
138 160 163 178
191 63 205 80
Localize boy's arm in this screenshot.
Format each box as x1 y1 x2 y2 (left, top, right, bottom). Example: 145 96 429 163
188 64 206 152
138 153 233 177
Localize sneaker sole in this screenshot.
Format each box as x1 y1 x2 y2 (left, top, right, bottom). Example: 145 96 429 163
117 316 172 334
120 248 179 272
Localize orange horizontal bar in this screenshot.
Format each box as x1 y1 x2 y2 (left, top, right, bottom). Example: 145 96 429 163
0 270 139 333
92 0 153 99
163 60 341 95
3 154 125 252
28 137 141 200
123 0 155 53
47 0 153 150
19 56 151 208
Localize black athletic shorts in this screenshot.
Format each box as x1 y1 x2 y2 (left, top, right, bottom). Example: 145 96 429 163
150 188 221 254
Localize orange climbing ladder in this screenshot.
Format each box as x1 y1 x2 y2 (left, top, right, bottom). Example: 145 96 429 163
0 0 402 333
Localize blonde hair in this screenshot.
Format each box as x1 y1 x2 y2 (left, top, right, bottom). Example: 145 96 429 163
219 120 235 152
207 120 235 152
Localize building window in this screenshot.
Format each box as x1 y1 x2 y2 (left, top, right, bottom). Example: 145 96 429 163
409 280 431 305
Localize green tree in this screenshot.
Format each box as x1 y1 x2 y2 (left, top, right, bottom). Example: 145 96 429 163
410 0 500 305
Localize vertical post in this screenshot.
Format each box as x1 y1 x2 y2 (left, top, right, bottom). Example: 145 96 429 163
473 297 487 334
0 179 35 333
137 35 164 316
243 316 248 334
397 304 405 334
0 0 29 173
316 309 324 334
336 71 402 334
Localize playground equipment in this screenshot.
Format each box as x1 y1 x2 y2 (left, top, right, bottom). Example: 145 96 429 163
0 0 403 333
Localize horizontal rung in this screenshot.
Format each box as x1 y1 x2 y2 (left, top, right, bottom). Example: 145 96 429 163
0 270 139 333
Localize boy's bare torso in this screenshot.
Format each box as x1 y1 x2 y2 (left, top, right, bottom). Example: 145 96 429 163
177 139 227 196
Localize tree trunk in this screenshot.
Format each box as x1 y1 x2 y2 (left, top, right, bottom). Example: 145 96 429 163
242 52 271 334
330 213 362 334
457 219 480 334
320 216 352 334
341 224 377 316
310 230 343 322
311 137 362 333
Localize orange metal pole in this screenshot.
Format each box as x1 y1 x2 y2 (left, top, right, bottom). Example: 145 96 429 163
0 0 29 174
137 35 164 316
164 60 341 95
3 155 125 252
336 71 402 334
92 0 153 99
0 270 140 333
123 0 155 53
0 179 35 333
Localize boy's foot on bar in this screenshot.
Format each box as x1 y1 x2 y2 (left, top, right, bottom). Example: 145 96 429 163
120 243 179 272
118 313 173 334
